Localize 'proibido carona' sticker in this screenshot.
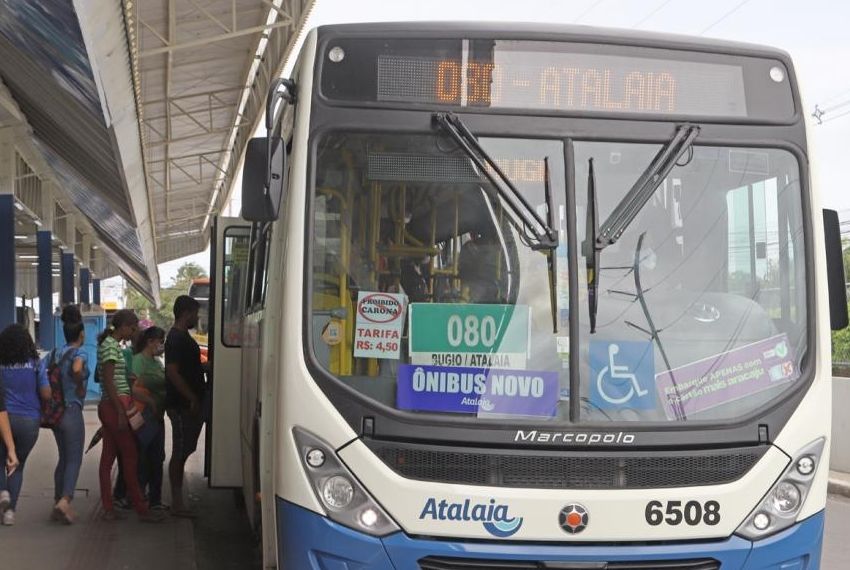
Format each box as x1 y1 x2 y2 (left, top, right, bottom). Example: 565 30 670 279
396 364 558 417
354 291 407 360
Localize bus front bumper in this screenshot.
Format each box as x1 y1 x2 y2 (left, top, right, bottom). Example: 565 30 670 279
276 498 823 569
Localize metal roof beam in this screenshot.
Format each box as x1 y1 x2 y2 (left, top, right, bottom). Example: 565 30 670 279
142 86 244 106
146 149 228 164
165 0 176 221
147 125 247 148
140 20 293 57
187 0 232 35
144 102 232 124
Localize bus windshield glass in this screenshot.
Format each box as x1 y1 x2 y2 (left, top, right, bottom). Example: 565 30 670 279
309 131 807 424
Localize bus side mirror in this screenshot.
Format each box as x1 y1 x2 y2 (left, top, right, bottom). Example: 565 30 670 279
823 208 848 330
242 78 295 222
242 137 285 222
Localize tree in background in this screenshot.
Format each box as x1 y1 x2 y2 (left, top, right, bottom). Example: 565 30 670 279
126 262 208 329
831 242 850 376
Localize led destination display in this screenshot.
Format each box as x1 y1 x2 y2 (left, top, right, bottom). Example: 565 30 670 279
376 51 747 117
321 38 796 121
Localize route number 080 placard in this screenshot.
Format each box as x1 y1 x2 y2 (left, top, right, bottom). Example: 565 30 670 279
409 304 530 369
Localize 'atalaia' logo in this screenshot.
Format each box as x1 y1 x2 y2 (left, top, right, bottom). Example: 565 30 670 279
419 498 523 538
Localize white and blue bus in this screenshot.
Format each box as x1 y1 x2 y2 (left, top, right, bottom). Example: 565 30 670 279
206 22 849 569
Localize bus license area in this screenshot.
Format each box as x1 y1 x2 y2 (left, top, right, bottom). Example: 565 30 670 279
435 60 677 112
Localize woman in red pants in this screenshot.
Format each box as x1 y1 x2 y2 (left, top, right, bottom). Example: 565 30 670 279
96 310 164 523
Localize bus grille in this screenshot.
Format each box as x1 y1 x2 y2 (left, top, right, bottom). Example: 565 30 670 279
366 440 765 489
418 557 720 569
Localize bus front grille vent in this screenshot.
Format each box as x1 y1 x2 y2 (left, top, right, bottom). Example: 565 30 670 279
418 556 720 569
367 441 765 489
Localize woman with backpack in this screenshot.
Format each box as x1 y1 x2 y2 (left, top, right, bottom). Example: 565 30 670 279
50 305 90 524
96 310 164 523
0 324 50 526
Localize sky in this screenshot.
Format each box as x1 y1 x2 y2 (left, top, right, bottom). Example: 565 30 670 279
156 0 850 285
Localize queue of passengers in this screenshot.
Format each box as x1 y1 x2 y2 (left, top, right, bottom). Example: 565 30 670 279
0 295 206 525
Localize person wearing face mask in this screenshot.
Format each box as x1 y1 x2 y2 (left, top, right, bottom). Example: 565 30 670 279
130 326 168 511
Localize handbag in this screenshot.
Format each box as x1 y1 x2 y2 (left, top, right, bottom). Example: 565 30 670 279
117 394 144 432
126 406 145 431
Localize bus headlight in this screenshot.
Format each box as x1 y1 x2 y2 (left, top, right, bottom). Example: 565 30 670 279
770 482 801 513
736 438 825 540
322 475 355 509
294 428 400 536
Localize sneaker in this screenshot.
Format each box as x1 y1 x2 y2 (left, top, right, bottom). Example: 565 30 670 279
113 497 132 510
0 490 9 513
150 503 170 512
54 498 76 525
2 509 15 526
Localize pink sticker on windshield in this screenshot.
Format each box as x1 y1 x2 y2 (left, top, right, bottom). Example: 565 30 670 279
655 334 798 420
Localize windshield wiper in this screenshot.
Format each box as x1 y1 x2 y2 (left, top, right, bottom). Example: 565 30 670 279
433 113 559 250
585 124 699 333
584 158 600 333
542 157 559 333
597 124 699 249
434 112 561 332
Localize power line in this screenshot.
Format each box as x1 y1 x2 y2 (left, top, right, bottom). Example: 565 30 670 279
821 87 850 107
573 0 606 23
821 106 850 124
699 0 752 35
633 0 676 27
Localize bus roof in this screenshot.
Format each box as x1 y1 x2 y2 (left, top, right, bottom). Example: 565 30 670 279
315 21 793 64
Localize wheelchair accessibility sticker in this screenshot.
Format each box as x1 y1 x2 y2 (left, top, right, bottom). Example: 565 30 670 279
589 341 656 409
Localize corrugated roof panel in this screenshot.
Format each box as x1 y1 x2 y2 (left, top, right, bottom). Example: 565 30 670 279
0 0 157 298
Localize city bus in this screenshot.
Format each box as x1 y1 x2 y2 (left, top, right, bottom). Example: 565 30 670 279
206 22 849 569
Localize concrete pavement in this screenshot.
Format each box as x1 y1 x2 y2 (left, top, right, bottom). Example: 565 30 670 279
828 469 850 497
0 407 257 570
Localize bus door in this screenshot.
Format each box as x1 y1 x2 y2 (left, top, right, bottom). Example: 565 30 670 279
207 216 251 487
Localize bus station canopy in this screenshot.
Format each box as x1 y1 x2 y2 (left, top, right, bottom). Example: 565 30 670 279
0 0 313 302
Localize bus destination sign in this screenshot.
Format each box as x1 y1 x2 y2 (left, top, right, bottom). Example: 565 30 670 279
375 49 748 117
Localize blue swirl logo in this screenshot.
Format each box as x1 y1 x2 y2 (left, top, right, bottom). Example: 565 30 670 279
419 498 524 538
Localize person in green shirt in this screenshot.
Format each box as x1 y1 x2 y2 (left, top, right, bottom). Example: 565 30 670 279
130 327 168 510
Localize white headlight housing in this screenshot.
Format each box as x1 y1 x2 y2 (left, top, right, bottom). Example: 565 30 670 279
736 438 824 540
294 428 399 536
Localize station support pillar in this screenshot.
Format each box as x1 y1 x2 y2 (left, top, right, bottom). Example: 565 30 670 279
0 131 15 331
37 230 54 350
61 251 75 306
92 279 101 305
80 267 90 304
0 194 14 331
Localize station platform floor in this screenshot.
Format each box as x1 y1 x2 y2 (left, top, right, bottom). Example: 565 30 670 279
0 407 258 570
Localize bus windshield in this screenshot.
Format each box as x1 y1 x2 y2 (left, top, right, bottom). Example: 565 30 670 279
309 131 807 424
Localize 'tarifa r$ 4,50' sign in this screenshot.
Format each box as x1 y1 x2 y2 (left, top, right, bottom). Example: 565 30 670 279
354 291 407 360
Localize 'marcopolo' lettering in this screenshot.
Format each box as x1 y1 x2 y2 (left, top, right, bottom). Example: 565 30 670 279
514 429 636 444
